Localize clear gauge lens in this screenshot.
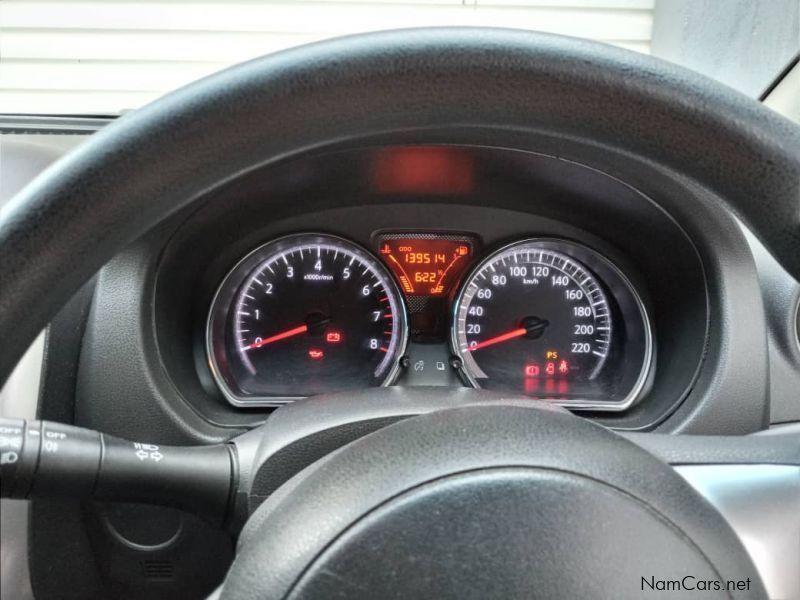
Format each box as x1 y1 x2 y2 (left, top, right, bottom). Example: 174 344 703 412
796 297 800 349
451 239 652 410
207 234 408 405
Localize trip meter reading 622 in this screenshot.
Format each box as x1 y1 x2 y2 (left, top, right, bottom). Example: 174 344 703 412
376 233 474 297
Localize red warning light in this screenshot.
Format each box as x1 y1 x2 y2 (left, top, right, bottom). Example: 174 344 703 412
371 146 475 195
326 332 342 344
526 360 569 379
524 364 540 377
308 349 324 360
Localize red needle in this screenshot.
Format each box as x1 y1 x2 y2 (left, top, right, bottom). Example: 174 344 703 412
466 327 527 352
246 324 308 350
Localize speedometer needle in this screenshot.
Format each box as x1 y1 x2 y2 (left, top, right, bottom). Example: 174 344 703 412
466 328 527 352
246 324 308 350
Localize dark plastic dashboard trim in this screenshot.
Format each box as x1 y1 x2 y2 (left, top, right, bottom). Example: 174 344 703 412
163 143 719 431
144 144 710 431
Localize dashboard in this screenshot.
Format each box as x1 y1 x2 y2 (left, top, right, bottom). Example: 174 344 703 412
12 139 776 436
3 119 800 600
2 133 795 439
138 143 718 431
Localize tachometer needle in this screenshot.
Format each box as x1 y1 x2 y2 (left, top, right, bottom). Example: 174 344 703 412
246 324 308 350
466 327 527 352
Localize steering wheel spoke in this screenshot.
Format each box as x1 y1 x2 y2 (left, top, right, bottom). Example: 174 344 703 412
622 428 800 600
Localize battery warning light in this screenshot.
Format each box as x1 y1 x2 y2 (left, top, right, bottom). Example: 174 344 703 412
308 349 324 360
326 332 342 343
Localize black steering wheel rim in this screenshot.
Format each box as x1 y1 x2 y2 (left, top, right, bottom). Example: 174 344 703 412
1 27 799 381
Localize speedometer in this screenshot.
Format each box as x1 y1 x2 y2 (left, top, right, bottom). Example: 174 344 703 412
207 234 408 406
452 239 652 410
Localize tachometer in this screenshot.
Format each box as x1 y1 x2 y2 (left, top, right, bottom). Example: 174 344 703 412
207 234 408 405
452 239 652 410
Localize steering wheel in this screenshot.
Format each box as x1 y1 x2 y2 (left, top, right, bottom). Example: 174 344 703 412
2 28 799 600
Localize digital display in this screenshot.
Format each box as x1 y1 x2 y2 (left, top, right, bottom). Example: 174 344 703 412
377 235 474 296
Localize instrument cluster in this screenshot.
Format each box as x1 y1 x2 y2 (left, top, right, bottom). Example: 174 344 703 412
207 231 652 411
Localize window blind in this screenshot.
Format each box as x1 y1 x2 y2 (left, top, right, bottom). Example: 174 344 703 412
0 0 654 114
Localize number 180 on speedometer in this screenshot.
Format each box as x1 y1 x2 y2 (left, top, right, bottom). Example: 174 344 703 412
451 239 652 408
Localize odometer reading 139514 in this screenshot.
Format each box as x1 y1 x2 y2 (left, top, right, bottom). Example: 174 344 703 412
452 239 652 410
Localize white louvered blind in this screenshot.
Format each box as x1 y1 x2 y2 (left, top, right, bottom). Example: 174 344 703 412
0 0 654 114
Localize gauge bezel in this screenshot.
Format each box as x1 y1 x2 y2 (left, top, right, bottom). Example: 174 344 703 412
450 237 653 411
794 292 800 352
206 233 409 407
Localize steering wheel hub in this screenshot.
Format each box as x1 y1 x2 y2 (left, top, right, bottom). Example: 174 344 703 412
222 405 761 599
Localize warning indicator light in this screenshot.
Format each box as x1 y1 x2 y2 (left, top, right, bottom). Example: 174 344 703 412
524 364 540 377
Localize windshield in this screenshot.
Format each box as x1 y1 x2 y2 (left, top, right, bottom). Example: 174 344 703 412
0 0 797 116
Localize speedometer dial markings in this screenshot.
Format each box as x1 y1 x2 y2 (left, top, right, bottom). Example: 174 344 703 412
452 240 614 397
450 238 653 410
